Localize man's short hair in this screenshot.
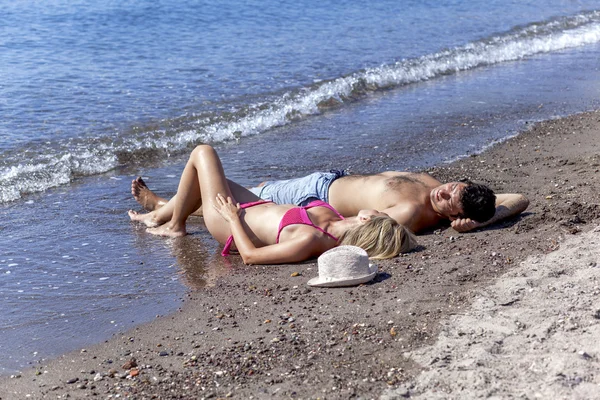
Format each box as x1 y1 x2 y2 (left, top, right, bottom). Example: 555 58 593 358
459 180 496 222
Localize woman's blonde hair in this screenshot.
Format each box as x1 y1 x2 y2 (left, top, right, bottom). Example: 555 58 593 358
338 216 418 259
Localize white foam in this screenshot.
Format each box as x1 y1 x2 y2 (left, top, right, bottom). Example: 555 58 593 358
181 12 600 145
1 12 599 204
0 152 117 203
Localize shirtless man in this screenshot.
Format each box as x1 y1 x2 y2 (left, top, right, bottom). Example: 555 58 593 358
131 170 529 234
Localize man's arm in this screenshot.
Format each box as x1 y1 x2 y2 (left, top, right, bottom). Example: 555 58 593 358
452 193 530 233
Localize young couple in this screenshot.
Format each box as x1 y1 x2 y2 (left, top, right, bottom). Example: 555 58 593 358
129 145 528 265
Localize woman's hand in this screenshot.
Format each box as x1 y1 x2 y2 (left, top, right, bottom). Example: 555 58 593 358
213 193 241 223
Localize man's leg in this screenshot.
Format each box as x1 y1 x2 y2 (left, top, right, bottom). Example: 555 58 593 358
251 171 342 206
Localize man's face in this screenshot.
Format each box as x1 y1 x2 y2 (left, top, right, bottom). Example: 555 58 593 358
430 182 467 220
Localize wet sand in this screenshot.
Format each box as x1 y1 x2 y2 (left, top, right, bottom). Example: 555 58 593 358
1 110 599 399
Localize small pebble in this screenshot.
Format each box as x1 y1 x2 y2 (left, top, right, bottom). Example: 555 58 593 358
122 359 137 370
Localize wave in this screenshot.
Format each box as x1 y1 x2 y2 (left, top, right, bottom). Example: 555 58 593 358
2 10 600 203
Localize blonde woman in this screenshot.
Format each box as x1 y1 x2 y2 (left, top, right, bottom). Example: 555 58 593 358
128 145 417 264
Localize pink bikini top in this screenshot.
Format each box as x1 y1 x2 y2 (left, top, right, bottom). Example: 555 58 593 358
276 200 344 243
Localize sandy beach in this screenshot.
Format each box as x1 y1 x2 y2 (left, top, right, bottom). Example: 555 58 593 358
1 110 600 399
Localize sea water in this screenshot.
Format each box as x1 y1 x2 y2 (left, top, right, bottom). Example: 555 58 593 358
1 0 599 373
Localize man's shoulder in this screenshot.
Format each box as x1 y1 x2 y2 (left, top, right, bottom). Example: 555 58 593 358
383 201 427 221
383 201 439 233
388 198 428 212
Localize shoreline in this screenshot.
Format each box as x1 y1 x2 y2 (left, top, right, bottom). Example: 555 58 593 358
2 109 600 399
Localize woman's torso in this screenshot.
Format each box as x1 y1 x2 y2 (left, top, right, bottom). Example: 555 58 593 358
210 202 342 250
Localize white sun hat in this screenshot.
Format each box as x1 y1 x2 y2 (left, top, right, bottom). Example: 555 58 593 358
307 245 378 287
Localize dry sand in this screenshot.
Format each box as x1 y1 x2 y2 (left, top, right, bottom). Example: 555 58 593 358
384 225 600 399
1 110 600 399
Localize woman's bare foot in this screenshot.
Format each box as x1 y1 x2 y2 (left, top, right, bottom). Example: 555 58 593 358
131 177 168 211
128 210 160 228
146 222 187 237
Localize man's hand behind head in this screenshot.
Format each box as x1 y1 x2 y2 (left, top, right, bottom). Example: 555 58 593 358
451 217 482 233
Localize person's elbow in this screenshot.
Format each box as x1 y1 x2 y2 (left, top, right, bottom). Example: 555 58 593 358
240 252 257 265
516 194 530 213
240 249 266 265
498 194 530 215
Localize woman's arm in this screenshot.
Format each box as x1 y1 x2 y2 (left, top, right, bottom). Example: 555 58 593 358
213 194 329 264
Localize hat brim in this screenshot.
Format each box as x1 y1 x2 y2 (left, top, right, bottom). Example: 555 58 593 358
307 263 378 288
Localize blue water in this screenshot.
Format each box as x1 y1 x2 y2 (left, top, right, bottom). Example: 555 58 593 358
1 0 600 374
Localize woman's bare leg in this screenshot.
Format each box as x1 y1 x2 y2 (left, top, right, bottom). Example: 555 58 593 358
144 145 255 240
131 177 206 216
131 177 258 217
127 182 183 229
143 159 207 236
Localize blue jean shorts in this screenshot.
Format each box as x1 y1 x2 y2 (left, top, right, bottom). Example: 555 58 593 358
249 170 345 206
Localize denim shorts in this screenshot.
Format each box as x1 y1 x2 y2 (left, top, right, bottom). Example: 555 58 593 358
249 170 345 206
